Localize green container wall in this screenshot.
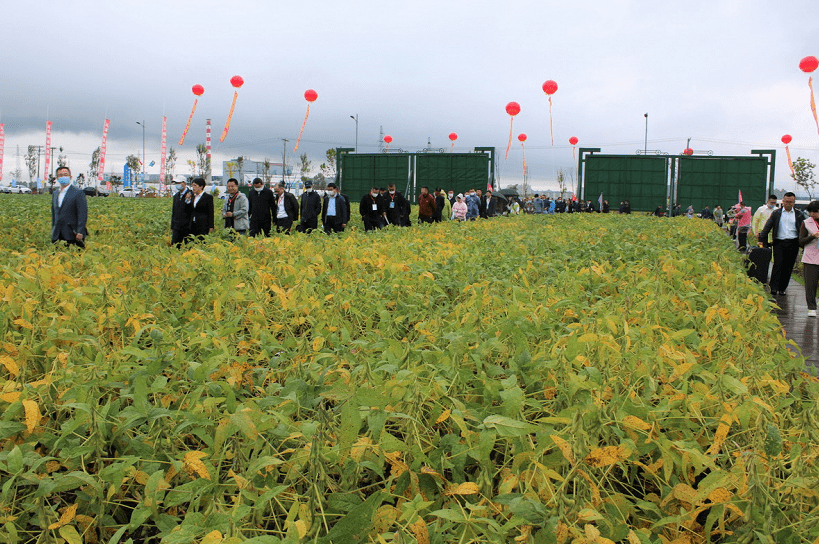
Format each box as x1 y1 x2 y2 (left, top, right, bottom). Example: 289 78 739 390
583 156 669 212
339 154 412 203
676 157 768 213
415 154 490 199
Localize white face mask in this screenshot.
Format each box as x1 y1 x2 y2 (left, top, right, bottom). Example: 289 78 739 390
371 192 378 197
389 190 395 194
176 184 185 192
255 186 263 192
470 192 476 197
328 191 335 197
448 194 453 199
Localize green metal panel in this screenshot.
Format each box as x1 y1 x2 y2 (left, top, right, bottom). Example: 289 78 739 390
583 155 668 212
339 153 411 203
415 153 490 199
676 156 769 213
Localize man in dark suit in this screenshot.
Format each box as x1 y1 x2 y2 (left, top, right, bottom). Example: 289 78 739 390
272 181 299 233
298 180 322 232
384 183 408 226
170 175 192 247
360 186 386 231
759 192 804 295
322 183 349 233
51 166 87 248
248 177 275 237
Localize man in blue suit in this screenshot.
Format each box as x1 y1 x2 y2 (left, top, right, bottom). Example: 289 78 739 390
51 166 88 248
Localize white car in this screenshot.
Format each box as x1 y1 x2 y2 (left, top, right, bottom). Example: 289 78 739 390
118 188 138 197
15 186 31 194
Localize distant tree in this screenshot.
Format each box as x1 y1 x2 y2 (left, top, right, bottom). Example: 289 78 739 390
109 174 122 193
89 146 101 184
25 146 37 184
57 147 67 169
224 160 238 182
320 148 337 181
236 156 244 183
166 147 178 180
312 173 327 190
263 158 272 184
773 187 787 199
126 154 141 185
76 173 85 188
195 143 209 178
299 152 312 183
9 168 22 183
792 157 817 200
187 159 197 177
557 169 568 198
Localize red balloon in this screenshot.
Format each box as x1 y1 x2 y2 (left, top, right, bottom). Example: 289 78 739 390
505 102 521 116
304 89 318 102
230 75 244 88
192 84 204 96
569 136 578 145
518 133 527 142
684 148 694 156
449 132 458 141
782 134 793 144
542 80 558 95
799 56 819 73
384 135 393 144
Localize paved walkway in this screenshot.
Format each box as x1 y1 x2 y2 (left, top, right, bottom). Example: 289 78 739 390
772 280 819 372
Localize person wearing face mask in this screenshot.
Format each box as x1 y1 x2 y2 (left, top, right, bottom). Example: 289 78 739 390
248 177 275 237
221 178 249 237
297 180 322 233
752 195 778 246
170 175 192 247
713 205 724 228
186 177 215 240
464 189 480 221
322 183 349 234
447 190 456 208
417 186 437 224
360 186 386 231
273 181 299 234
384 183 408 227
51 166 88 248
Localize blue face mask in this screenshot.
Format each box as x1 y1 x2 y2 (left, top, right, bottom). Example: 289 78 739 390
58 176 71 186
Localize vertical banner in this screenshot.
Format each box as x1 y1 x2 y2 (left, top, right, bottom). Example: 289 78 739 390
44 121 52 183
98 119 111 189
160 116 168 193
206 118 212 181
0 123 5 182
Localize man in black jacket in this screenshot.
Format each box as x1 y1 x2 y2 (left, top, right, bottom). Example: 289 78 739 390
322 183 349 233
360 186 386 231
758 192 803 295
433 188 445 222
170 175 192 247
272 181 299 234
248 177 275 237
383 183 408 226
298 180 322 232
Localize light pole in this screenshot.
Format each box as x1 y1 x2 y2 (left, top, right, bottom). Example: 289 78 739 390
643 113 648 155
350 115 358 152
136 121 146 187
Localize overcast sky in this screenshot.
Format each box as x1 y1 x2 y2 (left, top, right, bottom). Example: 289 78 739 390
1 0 817 192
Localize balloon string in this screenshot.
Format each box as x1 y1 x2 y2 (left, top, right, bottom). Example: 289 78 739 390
294 104 310 152
786 145 795 177
549 96 554 146
179 98 198 146
522 143 527 176
220 91 239 142
505 117 514 159
810 77 819 137
450 142 454 153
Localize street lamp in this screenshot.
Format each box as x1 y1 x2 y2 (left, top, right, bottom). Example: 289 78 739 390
136 121 146 187
643 113 648 155
350 115 358 152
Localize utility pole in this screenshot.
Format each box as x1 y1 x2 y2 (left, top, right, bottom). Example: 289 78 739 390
282 139 288 185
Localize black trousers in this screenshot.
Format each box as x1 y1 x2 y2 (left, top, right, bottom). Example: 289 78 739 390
172 227 189 247
275 218 293 234
363 216 381 231
249 224 271 237
770 238 800 293
737 226 751 251
419 216 434 224
323 216 344 234
297 218 318 232
804 263 819 310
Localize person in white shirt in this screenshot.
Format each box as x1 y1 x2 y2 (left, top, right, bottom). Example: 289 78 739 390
758 192 803 296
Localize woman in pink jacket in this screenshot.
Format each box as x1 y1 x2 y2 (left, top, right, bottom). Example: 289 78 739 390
799 201 819 316
452 194 468 221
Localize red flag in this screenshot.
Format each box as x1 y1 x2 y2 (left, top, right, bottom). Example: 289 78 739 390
571 193 577 202
44 121 52 182
160 116 168 191
98 119 110 189
598 192 604 210
738 189 743 204
0 123 5 183
487 181 492 192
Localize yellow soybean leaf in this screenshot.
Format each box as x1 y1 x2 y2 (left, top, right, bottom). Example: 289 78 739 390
13 319 33 330
183 451 211 480
706 415 732 455
708 487 732 504
435 409 451 424
584 445 629 468
623 415 652 431
420 271 435 280
578 333 598 343
48 503 78 529
550 435 575 465
0 391 21 403
0 355 19 376
312 337 325 352
294 520 308 539
58 525 83 544
409 517 430 544
22 399 40 434
672 483 698 504
627 530 642 544
445 482 479 495
201 530 223 544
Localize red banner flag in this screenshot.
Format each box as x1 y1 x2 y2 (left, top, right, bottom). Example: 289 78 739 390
98 119 110 189
738 189 743 205
220 91 239 142
43 121 53 184
160 116 168 192
0 123 5 182
811 77 819 137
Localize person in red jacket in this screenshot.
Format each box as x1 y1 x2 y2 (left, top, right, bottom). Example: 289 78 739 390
418 186 436 224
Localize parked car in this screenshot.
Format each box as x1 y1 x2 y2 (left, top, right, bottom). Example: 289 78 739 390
118 188 138 197
0 186 11 194
16 186 32 194
83 187 109 197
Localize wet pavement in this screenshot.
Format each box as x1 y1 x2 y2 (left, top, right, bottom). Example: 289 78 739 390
771 280 819 373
